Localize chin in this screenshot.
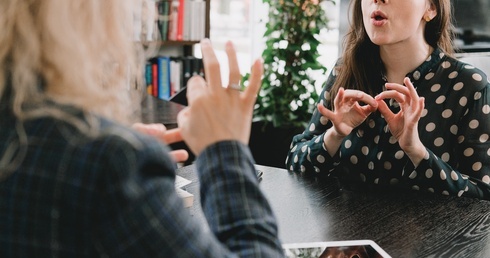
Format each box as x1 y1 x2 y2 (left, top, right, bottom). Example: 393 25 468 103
368 36 391 46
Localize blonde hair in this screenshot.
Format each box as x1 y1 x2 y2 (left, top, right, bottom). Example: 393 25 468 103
0 0 143 125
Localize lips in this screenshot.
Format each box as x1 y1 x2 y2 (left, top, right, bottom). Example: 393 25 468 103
371 10 387 26
371 10 387 21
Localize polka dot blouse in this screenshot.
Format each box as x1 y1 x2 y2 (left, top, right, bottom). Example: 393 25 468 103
286 48 490 200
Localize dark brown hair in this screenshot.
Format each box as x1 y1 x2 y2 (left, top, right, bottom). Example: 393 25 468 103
330 0 455 101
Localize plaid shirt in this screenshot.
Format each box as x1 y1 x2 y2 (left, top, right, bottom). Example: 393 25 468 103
0 104 283 257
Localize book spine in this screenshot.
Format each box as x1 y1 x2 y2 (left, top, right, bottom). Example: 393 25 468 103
182 57 192 88
177 0 185 41
168 0 179 41
158 56 171 100
145 62 153 94
183 0 191 41
161 1 170 41
170 58 182 96
152 63 158 97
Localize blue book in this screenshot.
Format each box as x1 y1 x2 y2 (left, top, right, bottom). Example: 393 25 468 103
157 56 171 100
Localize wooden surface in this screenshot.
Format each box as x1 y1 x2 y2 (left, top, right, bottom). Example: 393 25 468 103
177 164 490 258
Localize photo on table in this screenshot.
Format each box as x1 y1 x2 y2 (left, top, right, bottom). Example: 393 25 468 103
282 240 391 258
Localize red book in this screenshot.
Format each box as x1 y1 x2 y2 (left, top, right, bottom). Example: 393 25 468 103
152 63 158 97
168 0 179 41
176 0 185 40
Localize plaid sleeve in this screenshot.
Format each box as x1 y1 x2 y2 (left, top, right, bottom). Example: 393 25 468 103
196 141 284 258
92 136 283 257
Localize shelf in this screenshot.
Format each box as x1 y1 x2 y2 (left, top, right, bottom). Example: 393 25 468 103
142 40 202 47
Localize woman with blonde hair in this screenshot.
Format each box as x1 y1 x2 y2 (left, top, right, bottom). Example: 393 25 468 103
287 0 490 199
0 1 284 256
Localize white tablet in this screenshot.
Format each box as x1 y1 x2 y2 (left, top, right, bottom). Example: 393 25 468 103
282 240 391 258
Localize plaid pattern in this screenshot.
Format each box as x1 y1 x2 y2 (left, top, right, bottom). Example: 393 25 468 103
0 105 283 257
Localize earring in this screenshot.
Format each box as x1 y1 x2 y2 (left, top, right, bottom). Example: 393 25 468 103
424 15 432 22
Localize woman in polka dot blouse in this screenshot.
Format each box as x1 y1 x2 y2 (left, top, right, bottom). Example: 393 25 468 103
287 0 490 199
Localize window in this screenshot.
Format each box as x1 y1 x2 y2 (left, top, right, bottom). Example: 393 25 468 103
196 0 339 91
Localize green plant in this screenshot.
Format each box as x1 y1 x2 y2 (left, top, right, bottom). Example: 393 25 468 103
243 0 332 129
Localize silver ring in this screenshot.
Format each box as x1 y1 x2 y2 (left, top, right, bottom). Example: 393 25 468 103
228 83 241 91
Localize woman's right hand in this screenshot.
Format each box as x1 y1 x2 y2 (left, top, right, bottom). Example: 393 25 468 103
317 88 378 138
177 39 263 156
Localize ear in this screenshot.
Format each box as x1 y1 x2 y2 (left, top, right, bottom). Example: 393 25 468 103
424 1 437 22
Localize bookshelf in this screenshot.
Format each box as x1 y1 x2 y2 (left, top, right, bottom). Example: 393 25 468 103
150 0 210 55
143 0 210 101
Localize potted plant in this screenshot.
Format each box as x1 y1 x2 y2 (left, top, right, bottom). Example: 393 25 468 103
244 0 333 168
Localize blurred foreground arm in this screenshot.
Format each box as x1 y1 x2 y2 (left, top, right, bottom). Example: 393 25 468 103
177 39 284 256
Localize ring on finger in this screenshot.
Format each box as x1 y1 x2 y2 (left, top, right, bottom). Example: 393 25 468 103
228 83 241 91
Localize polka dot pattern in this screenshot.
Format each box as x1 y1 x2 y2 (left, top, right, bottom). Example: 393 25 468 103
286 48 490 200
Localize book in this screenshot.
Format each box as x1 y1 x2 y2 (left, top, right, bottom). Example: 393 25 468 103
177 0 185 40
151 62 158 97
157 0 171 41
157 56 171 100
145 61 153 94
168 0 179 41
175 175 193 208
170 58 183 96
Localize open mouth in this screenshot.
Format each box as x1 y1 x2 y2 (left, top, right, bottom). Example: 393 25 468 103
371 11 387 21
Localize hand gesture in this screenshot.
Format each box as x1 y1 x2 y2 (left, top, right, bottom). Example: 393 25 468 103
318 88 378 137
177 39 263 155
375 77 426 163
132 123 189 163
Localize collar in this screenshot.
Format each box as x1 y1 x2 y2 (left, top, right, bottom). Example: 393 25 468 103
405 47 444 83
381 47 444 84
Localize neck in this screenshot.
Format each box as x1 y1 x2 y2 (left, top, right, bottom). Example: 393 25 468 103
380 41 432 84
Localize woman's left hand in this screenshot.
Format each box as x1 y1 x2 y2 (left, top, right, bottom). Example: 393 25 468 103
375 77 427 166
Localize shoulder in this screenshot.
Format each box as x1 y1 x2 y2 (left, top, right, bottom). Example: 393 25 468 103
35 106 176 183
440 54 489 93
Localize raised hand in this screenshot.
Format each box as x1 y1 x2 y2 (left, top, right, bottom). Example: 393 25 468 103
375 77 427 165
177 39 263 155
318 87 378 137
132 123 189 163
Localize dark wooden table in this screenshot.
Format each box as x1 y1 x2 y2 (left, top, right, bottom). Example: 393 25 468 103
177 164 490 258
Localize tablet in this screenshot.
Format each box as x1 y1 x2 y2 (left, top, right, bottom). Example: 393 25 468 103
169 86 188 106
282 240 391 258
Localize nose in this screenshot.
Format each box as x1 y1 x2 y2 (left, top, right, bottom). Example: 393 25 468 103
374 0 386 3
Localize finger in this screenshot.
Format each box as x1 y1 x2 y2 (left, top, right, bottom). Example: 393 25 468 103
317 103 335 120
186 76 207 105
225 41 241 87
243 58 264 106
415 97 425 117
384 83 410 96
375 90 405 104
358 102 377 115
176 107 190 130
132 123 166 136
160 128 184 144
170 149 189 163
404 77 420 102
376 99 395 121
333 87 344 110
342 90 378 108
200 38 222 91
